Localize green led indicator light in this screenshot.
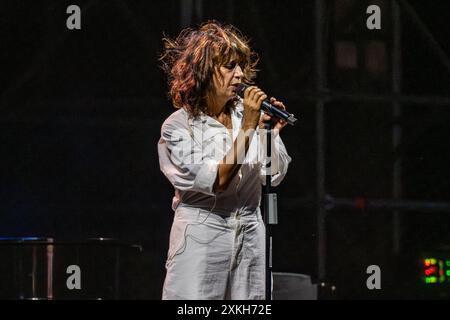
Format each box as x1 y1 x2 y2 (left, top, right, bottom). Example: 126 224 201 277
446 270 450 277
446 261 450 267
425 277 438 284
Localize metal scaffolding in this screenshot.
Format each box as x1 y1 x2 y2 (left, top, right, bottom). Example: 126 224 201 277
313 0 450 290
176 0 450 292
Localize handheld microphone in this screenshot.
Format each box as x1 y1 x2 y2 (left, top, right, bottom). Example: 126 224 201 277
236 83 298 126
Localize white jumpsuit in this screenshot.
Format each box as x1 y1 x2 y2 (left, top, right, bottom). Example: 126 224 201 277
158 100 291 300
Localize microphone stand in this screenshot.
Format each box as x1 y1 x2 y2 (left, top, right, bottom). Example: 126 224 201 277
263 120 278 300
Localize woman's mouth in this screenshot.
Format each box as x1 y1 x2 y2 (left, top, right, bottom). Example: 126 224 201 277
230 84 240 92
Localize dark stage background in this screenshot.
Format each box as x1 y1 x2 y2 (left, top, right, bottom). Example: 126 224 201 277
0 0 449 299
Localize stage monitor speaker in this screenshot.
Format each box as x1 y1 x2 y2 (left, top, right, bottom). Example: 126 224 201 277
273 272 318 300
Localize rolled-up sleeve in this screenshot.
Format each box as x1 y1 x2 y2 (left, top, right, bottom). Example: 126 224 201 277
158 118 219 196
260 132 292 187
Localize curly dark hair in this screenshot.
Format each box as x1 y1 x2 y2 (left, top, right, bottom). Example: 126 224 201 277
160 21 259 117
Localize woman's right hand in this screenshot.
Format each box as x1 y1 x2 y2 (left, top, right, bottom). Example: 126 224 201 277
242 86 267 130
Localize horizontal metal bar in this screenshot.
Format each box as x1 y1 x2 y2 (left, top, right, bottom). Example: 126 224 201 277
282 196 450 213
290 91 450 106
329 197 450 212
0 114 160 126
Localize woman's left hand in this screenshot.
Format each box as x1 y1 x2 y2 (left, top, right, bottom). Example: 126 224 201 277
259 97 288 131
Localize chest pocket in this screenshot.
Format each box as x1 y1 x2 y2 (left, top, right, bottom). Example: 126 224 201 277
188 117 232 162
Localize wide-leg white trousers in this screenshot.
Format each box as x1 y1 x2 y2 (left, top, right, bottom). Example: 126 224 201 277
162 206 266 300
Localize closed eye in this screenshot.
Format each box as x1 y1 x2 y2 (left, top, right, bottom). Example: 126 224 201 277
224 61 237 70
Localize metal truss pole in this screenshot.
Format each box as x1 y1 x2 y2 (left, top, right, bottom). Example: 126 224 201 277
180 0 203 28
315 0 327 284
392 0 403 255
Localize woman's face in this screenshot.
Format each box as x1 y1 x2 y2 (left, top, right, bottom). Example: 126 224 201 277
211 59 244 108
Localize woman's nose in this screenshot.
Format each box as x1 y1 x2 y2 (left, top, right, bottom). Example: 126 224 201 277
234 65 243 79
